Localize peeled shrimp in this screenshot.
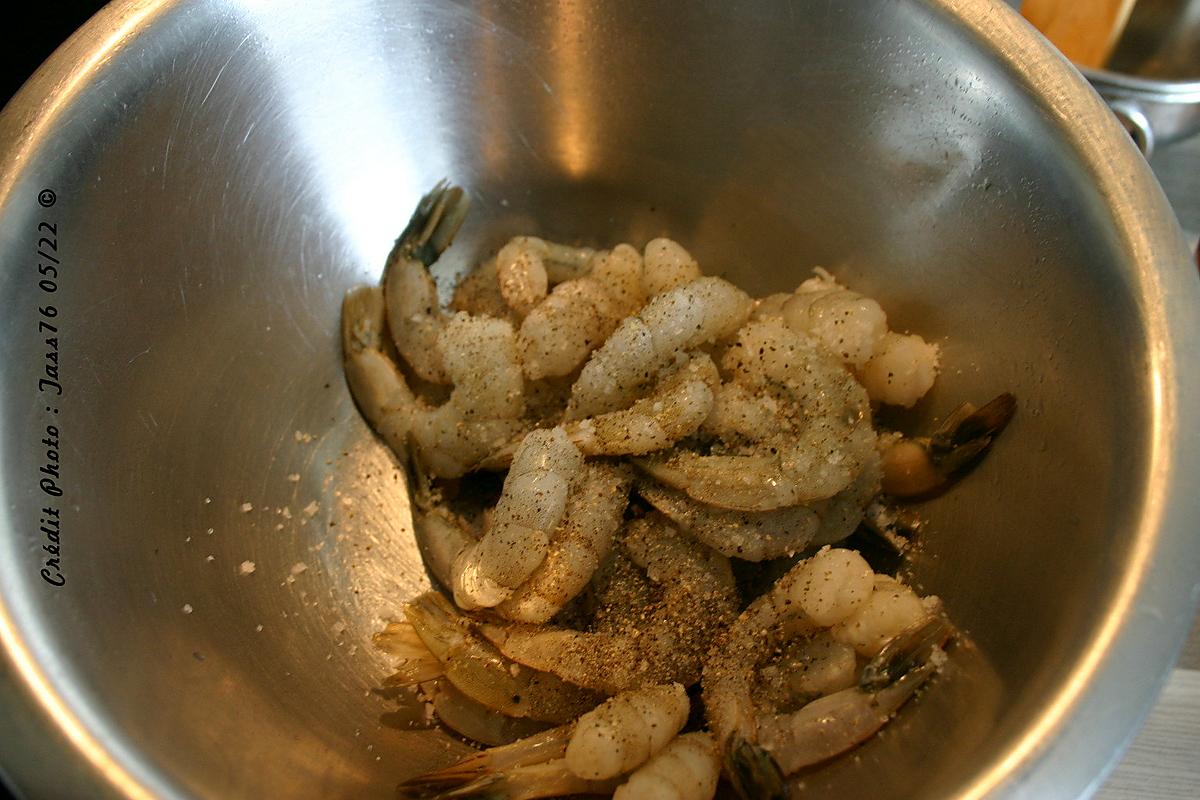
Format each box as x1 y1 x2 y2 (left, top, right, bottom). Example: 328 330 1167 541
638 318 876 511
452 428 584 610
831 574 934 656
781 268 888 369
401 591 603 724
480 516 736 695
400 684 688 799
347 279 523 476
642 238 702 296
880 392 1016 498
495 462 634 624
496 236 596 317
637 451 879 561
516 244 646 381
780 267 940 406
482 354 721 469
565 683 689 779
566 276 753 420
342 187 527 478
382 182 471 384
613 732 720 800
703 548 944 793
731 616 951 794
858 331 940 408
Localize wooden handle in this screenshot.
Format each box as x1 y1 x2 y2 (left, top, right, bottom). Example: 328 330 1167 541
1021 0 1138 68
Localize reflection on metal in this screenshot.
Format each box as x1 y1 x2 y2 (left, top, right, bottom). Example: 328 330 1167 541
0 0 1197 798
551 2 595 178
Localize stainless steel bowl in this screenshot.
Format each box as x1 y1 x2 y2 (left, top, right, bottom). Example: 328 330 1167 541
1 1 1198 798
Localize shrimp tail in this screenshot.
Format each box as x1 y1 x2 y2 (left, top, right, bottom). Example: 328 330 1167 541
882 392 1015 497
859 615 952 692
928 392 1016 475
396 773 505 800
725 736 787 800
382 661 443 686
388 180 471 269
399 761 492 794
398 766 500 798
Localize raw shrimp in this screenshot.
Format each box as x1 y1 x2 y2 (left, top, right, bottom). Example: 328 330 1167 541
343 292 527 478
480 516 736 695
781 267 888 369
401 591 603 724
566 276 753 420
702 548 944 795
613 732 720 800
517 245 645 380
451 257 520 325
495 462 634 624
858 331 940 408
880 392 1016 498
729 616 951 796
495 236 596 316
342 187 528 479
452 428 584 610
831 574 935 656
702 548 870 751
341 285 417 455
432 679 555 747
482 354 721 468
637 450 878 560
750 292 792 321
642 238 701 296
400 684 688 798
565 682 689 779
638 318 876 511
382 182 471 384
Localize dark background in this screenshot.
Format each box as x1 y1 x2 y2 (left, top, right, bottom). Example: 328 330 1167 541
1 3 108 108
1 7 107 800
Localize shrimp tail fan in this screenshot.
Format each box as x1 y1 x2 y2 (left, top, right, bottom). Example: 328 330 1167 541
726 736 787 800
388 180 470 269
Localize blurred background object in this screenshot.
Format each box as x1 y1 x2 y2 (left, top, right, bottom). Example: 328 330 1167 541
1024 0 1200 156
1022 0 1140 67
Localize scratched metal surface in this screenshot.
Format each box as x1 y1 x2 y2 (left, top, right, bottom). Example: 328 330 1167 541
0 1 1198 799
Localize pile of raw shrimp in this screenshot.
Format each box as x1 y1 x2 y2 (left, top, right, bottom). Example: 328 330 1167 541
342 184 1012 800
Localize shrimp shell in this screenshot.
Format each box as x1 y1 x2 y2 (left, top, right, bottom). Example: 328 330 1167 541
381 182 470 384
432 679 555 747
404 591 603 724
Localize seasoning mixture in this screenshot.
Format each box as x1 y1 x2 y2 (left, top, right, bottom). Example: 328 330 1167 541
341 183 1013 800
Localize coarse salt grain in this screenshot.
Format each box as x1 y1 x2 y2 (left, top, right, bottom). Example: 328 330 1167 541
239 560 256 575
